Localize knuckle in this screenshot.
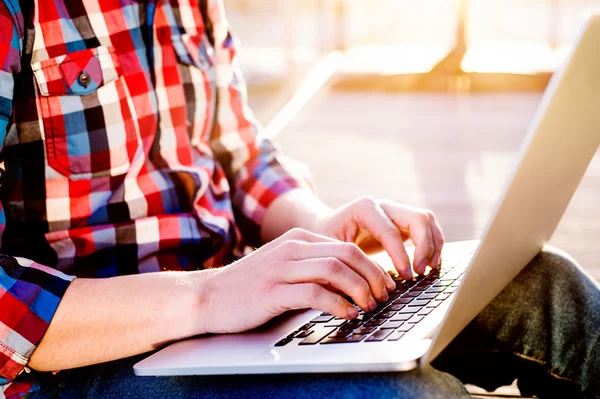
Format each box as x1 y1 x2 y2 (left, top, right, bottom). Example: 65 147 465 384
325 257 344 274
282 239 303 252
385 224 400 237
417 211 430 224
341 242 361 258
357 280 371 297
358 195 377 208
305 284 321 302
374 268 387 286
287 228 308 239
332 296 347 313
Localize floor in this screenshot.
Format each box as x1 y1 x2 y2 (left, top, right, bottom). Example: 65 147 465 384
260 91 600 282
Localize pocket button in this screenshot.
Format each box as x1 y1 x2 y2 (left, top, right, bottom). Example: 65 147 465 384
79 73 91 87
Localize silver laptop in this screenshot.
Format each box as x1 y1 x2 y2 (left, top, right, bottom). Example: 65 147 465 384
134 15 600 376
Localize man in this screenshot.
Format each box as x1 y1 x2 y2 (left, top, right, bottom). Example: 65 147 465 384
0 1 598 398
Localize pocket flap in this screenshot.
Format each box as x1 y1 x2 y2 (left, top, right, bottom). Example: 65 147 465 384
32 46 121 96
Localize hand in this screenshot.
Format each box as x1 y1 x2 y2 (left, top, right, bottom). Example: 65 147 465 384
200 228 396 334
312 196 445 280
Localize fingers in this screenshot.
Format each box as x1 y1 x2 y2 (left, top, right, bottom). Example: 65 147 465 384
426 211 445 268
282 240 395 299
275 283 358 320
379 201 443 275
281 258 378 312
403 210 434 274
350 197 413 280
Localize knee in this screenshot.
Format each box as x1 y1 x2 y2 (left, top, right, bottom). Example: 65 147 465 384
525 245 583 283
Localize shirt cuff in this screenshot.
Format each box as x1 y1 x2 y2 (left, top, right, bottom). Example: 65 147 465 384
0 255 75 381
233 148 314 246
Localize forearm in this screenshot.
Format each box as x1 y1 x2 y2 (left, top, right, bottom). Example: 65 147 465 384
260 189 331 243
29 270 211 372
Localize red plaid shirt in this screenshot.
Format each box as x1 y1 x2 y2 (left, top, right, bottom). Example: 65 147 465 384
0 0 307 396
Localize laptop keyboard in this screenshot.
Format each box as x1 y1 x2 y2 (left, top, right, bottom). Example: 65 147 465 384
274 255 472 347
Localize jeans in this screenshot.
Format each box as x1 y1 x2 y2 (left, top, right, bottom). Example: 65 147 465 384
28 246 600 399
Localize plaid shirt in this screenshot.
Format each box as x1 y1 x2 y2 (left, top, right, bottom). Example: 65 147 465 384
0 0 307 396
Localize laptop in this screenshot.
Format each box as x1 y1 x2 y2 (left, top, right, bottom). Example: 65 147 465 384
134 15 600 376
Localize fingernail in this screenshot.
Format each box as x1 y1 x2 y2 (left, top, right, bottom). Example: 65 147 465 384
347 306 358 319
429 253 439 268
380 289 389 302
418 260 428 274
367 296 377 311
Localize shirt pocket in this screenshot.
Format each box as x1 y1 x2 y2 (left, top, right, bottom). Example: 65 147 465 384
171 32 216 147
32 46 140 179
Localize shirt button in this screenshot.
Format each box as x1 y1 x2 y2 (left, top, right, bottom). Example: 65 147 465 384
79 73 91 87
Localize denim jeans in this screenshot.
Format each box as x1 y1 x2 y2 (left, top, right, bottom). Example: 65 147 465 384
27 246 600 399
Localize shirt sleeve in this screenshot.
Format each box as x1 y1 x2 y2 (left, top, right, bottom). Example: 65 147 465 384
209 28 313 245
0 3 75 384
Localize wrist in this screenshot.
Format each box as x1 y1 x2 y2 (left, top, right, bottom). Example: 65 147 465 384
288 190 332 233
160 270 215 340
185 269 220 336
261 189 332 242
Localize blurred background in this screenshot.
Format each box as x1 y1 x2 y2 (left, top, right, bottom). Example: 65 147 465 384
225 0 600 282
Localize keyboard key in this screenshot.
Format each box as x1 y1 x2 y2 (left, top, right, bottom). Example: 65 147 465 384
407 315 424 324
321 334 367 344
393 286 409 294
356 312 378 321
320 312 332 316
444 287 457 294
388 305 405 311
410 285 428 291
394 297 413 304
426 301 442 308
366 329 394 342
294 330 313 338
329 330 351 338
402 292 421 298
354 326 377 334
397 324 414 332
381 321 403 329
298 326 336 345
418 308 433 316
299 323 315 330
409 299 430 306
417 293 438 300
275 336 293 347
435 293 451 301
387 331 406 341
365 319 385 327
426 287 445 293
311 315 335 323
390 313 412 322
397 306 421 314
325 320 346 327
432 283 451 289
376 311 396 319
346 320 363 327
